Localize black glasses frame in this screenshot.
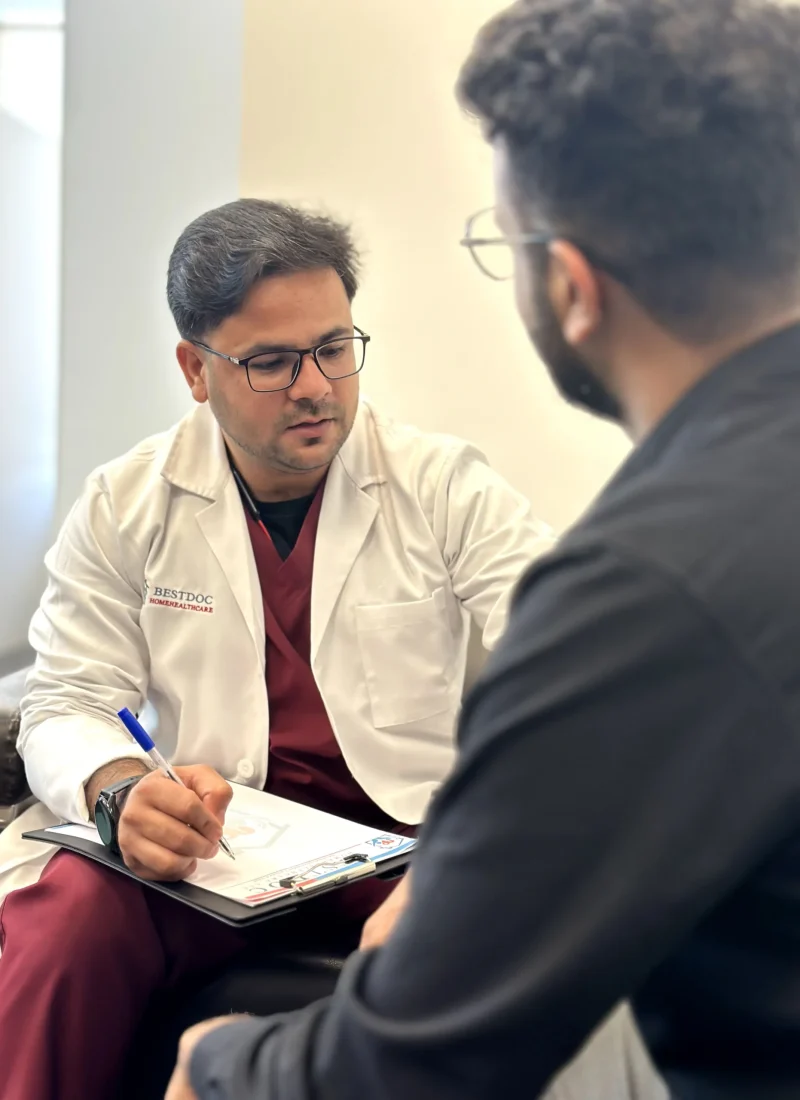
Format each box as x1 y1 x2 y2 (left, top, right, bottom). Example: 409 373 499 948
193 326 370 393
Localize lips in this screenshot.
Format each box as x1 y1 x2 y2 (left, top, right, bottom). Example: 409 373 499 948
285 417 333 434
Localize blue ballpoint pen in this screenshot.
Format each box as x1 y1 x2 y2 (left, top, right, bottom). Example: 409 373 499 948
117 707 236 861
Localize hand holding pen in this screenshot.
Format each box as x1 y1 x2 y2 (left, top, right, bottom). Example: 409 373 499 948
115 709 236 877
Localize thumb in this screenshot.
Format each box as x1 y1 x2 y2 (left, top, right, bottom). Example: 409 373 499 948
176 765 233 824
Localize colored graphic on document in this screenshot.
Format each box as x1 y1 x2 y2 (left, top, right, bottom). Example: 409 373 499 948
223 810 289 852
366 833 409 852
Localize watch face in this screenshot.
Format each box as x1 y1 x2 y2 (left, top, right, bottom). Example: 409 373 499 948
95 800 115 848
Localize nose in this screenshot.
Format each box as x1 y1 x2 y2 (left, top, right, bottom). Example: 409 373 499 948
288 352 333 402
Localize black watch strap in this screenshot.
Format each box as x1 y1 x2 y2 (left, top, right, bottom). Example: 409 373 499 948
95 774 144 853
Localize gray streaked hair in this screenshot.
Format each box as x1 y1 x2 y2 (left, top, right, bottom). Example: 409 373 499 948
166 198 361 341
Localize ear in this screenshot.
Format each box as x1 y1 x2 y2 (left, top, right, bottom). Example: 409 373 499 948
547 241 604 347
176 341 209 404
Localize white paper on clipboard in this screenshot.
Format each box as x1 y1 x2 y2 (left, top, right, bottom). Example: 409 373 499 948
43 783 416 908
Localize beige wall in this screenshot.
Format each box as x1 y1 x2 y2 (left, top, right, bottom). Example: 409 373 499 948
241 0 629 531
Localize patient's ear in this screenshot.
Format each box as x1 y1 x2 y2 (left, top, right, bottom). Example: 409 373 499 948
548 240 604 347
176 341 209 403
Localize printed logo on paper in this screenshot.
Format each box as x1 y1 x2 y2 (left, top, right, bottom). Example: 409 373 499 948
366 834 407 852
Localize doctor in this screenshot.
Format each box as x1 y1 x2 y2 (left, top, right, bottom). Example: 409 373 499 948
0 198 551 1100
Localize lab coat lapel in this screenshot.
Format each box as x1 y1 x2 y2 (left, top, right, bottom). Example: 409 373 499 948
310 404 381 662
195 481 265 659
160 405 265 661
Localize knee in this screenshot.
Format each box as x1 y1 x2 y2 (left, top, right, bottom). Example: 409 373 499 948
5 852 147 966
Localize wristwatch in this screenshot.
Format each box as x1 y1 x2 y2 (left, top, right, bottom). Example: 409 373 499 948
94 775 144 854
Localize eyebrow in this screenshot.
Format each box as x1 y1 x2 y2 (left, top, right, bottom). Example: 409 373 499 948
239 326 353 359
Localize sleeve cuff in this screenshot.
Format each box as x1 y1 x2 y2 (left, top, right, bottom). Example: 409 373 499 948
189 1018 277 1100
20 713 151 822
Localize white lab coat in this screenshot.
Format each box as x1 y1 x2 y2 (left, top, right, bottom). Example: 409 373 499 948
0 399 552 902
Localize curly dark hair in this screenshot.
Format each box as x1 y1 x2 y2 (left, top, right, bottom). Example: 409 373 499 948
167 199 361 341
459 0 800 339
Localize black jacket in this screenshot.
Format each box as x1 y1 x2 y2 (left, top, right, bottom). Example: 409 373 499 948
191 324 800 1100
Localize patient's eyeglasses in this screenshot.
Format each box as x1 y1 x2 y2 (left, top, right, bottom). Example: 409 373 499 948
460 207 552 281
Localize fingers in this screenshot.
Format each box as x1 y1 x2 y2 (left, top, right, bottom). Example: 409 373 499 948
176 765 233 824
166 1020 245 1099
359 875 413 951
117 770 223 880
359 903 395 951
120 833 198 882
165 1061 198 1100
127 770 224 843
359 912 381 952
120 805 218 860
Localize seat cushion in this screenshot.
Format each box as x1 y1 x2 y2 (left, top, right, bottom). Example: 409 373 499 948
179 947 345 1019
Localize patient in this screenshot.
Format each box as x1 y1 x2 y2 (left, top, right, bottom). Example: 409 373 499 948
0 198 551 1100
168 2 800 1099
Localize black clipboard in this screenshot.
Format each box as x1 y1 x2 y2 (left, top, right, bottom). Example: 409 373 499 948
23 829 412 928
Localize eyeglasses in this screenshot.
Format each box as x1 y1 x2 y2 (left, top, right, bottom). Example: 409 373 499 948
460 207 552 281
193 326 370 393
461 207 631 285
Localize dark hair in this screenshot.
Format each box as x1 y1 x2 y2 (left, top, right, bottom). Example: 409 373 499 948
166 198 361 341
459 0 800 339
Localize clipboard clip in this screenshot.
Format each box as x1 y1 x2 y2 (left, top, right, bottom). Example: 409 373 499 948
291 855 376 896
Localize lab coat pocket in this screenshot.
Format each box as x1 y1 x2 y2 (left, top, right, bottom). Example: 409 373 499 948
355 587 455 728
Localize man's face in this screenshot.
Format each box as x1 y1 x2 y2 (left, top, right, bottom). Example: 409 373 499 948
494 146 623 424
193 267 360 475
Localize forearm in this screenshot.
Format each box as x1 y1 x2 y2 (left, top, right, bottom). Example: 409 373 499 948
190 1000 328 1100
85 758 150 820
